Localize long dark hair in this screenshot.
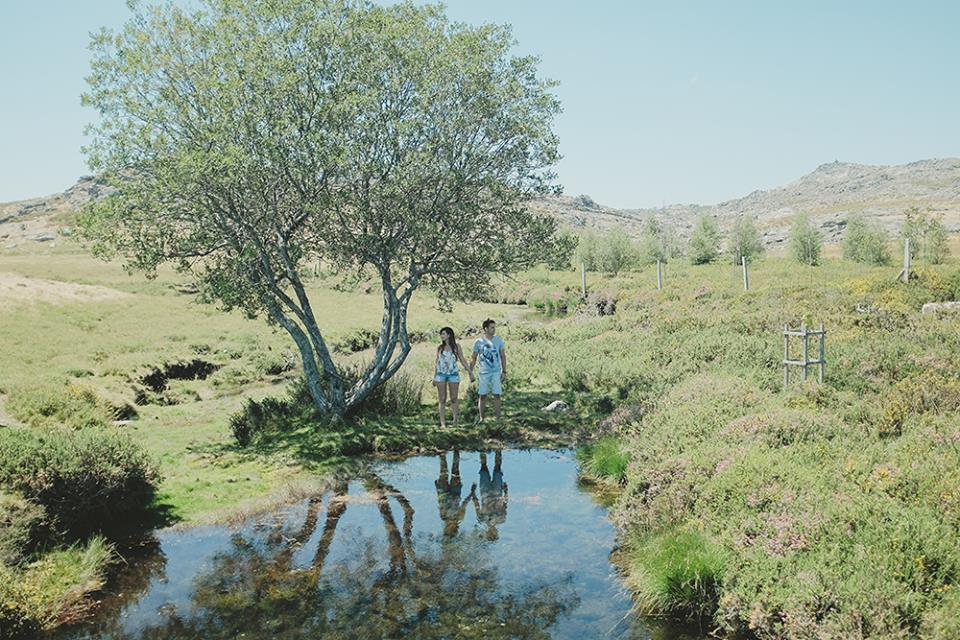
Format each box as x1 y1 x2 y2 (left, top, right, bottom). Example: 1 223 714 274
437 326 457 355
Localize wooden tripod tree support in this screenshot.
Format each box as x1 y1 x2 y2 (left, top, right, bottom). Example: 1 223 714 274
783 322 826 386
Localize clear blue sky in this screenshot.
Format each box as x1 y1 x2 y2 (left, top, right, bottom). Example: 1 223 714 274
2 1 958 207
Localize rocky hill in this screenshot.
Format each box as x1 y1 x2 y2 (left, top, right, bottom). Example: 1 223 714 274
0 176 114 249
535 158 960 246
3 159 959 250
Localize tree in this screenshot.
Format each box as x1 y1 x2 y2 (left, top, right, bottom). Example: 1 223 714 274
638 217 667 265
688 215 722 265
596 229 640 274
81 0 572 418
574 230 600 271
902 207 950 265
789 213 822 266
927 216 950 265
842 214 890 265
726 216 764 264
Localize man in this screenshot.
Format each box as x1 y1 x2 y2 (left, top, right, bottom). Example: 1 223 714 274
470 318 506 422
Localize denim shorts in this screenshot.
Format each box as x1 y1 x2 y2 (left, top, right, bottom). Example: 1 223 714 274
477 371 502 396
434 372 461 384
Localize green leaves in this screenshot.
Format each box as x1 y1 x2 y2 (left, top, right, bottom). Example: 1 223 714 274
688 215 722 265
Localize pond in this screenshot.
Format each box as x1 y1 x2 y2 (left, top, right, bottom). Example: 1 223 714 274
51 449 706 640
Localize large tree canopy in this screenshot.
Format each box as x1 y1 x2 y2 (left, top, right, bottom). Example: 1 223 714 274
82 0 571 416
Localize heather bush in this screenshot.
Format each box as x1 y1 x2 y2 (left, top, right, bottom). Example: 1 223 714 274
0 427 160 538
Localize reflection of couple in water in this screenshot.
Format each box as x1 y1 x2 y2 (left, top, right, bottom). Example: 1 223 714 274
436 450 509 541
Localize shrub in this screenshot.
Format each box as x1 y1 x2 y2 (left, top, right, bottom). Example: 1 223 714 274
876 371 960 437
584 291 617 316
0 427 160 538
342 366 424 419
250 349 297 376
789 213 822 266
726 216 764 264
627 526 727 621
688 215 722 265
333 327 380 353
7 383 114 430
843 214 890 265
0 492 50 567
577 436 629 484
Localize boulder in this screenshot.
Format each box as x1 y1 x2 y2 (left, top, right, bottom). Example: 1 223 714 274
541 400 569 412
921 301 960 314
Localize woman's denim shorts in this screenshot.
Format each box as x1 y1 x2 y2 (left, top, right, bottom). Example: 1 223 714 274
434 372 461 384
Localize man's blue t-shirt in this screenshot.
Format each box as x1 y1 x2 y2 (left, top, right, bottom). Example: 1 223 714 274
473 335 505 375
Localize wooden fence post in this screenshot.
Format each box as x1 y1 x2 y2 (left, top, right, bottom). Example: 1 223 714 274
783 324 789 387
656 260 663 290
818 322 825 383
801 322 809 380
902 238 911 283
741 255 749 291
581 262 587 298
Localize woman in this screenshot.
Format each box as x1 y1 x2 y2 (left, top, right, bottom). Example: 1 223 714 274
434 326 474 429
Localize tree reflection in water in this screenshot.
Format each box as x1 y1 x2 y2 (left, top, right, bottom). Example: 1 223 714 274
84 458 578 640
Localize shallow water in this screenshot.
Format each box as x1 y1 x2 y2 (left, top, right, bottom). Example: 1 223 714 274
52 449 706 640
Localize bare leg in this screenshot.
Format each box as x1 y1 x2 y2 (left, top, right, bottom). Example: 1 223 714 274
437 382 448 428
449 382 461 427
478 393 487 422
493 394 502 421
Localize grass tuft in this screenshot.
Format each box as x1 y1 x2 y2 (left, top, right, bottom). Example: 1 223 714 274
626 526 727 621
577 436 629 485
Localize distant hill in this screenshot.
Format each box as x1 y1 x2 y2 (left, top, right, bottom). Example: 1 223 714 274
533 158 960 246
0 176 114 248
3 159 959 250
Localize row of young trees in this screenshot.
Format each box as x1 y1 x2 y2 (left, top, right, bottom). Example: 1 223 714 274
574 215 764 274
575 207 952 273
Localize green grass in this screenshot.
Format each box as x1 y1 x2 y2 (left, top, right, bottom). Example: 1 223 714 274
577 436 629 485
0 250 531 522
626 526 727 621
0 536 113 634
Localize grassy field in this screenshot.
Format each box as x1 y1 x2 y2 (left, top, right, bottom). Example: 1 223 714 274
2 239 960 637
0 248 550 523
